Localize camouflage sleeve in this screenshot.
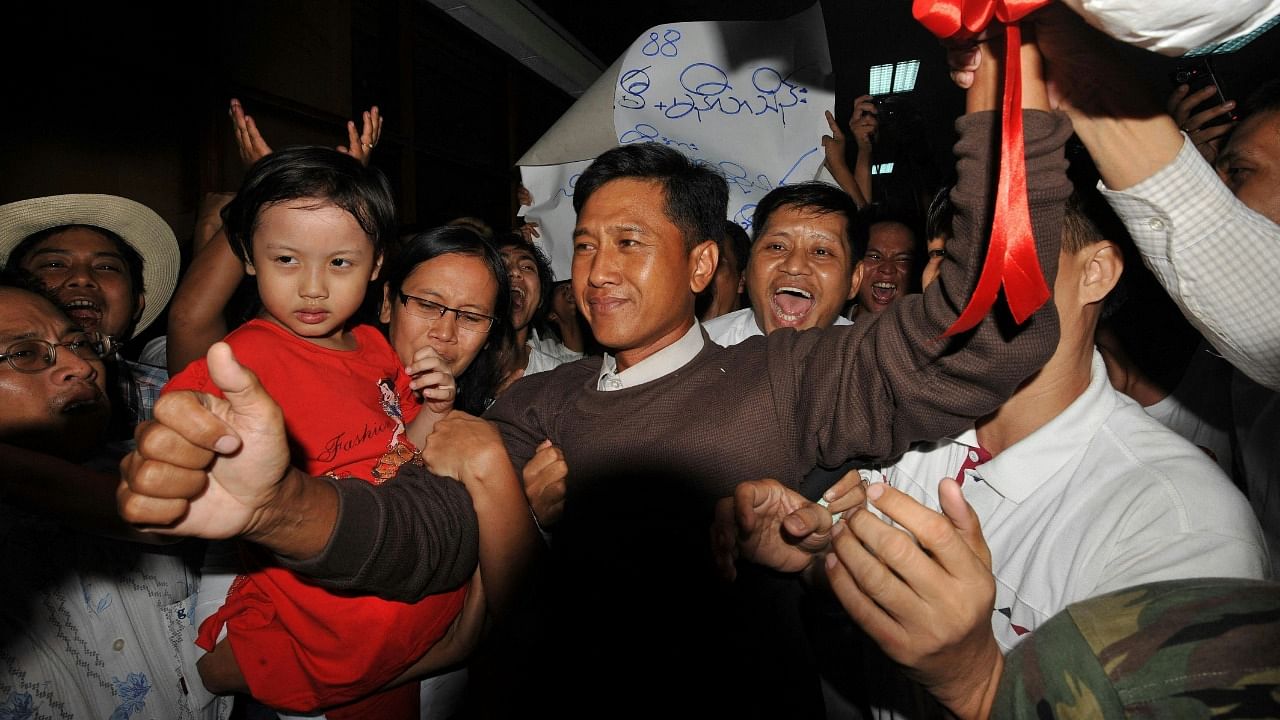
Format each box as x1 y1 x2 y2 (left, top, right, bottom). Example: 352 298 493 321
993 578 1280 719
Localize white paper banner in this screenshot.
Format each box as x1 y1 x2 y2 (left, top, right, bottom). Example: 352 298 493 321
519 159 593 282
612 4 835 233
519 3 836 282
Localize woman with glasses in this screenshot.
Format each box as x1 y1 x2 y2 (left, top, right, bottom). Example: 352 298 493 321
380 225 515 417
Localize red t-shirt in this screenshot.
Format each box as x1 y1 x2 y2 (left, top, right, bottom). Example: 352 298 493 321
166 320 467 714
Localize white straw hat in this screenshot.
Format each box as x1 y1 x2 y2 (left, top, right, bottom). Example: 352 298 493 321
0 194 179 337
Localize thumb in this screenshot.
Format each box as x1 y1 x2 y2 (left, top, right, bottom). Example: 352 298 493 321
938 477 990 568
206 342 278 421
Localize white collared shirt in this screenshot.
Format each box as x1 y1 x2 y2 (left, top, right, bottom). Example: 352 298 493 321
596 322 705 391
863 351 1269 652
702 306 852 348
525 328 584 377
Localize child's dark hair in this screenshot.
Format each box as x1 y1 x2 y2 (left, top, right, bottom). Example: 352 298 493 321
222 147 397 263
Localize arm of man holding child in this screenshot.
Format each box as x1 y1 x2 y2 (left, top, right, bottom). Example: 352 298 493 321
117 343 483 597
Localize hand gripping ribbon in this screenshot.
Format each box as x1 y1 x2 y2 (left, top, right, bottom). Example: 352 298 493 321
913 0 1052 335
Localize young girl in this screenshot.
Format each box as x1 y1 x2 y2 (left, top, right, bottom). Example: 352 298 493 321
165 147 469 718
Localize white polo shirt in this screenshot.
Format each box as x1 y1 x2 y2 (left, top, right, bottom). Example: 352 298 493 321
862 351 1270 652
703 306 852 348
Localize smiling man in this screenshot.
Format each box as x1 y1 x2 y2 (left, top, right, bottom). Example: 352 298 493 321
1 194 179 427
705 182 861 346
120 114 1073 711
850 210 921 319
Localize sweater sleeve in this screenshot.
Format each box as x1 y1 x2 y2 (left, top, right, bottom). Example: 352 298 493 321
774 111 1072 469
277 463 480 602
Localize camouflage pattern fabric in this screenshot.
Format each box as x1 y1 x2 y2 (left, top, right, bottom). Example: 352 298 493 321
994 578 1280 718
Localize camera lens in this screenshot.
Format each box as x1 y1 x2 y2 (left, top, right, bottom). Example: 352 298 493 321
1175 70 1191 84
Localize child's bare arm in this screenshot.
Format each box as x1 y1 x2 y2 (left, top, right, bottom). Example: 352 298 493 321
383 570 488 686
423 412 539 617
166 193 241 375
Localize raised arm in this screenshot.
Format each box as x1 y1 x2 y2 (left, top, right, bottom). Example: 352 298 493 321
778 38 1069 467
1031 5 1280 391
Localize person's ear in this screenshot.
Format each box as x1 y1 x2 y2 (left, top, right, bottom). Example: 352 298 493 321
1079 241 1123 306
244 259 257 277
379 283 393 324
689 239 719 294
847 261 865 301
132 293 146 323
370 252 384 281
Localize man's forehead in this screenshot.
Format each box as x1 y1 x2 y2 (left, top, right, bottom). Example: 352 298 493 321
760 206 848 236
501 246 536 262
1224 110 1280 156
0 289 77 341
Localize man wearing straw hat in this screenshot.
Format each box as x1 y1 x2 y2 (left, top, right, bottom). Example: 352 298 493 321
1 193 180 426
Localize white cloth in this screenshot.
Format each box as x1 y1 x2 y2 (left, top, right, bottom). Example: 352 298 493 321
524 329 584 377
863 351 1270 652
1061 0 1280 55
596 322 705 390
1100 136 1280 392
1141 343 1234 476
0 509 228 720
702 306 852 347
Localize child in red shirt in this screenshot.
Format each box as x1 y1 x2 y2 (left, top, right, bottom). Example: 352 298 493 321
166 147 466 718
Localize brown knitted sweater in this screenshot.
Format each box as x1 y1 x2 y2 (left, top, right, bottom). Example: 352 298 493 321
287 111 1073 608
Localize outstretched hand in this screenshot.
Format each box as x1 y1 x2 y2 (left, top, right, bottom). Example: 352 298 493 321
826 479 1002 720
117 342 293 539
716 474 867 582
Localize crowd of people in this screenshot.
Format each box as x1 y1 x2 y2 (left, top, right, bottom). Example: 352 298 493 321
2 3 1278 718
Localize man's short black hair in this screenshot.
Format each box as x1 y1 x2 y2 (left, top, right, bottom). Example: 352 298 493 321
750 182 859 256
0 267 59 299
222 146 397 264
1244 78 1280 117
925 185 954 243
573 143 728 252
5 224 145 295
850 204 920 261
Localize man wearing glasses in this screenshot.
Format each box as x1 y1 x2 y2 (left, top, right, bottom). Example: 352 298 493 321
0 270 217 719
0 193 180 427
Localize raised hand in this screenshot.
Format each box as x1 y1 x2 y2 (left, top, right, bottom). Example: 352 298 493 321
821 108 850 174
337 105 383 166
230 98 272 167
848 94 879 148
1167 84 1236 163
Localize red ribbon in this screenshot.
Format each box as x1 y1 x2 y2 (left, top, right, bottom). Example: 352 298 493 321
912 0 1052 335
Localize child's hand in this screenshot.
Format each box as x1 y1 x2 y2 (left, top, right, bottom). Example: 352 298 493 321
407 345 456 414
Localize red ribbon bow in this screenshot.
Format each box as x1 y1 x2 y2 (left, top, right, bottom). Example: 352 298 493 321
913 0 1052 335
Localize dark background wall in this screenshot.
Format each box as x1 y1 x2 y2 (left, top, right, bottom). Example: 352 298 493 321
4 0 1276 252
0 0 574 251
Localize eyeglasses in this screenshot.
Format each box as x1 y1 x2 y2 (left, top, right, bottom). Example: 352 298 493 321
398 293 495 333
0 332 116 373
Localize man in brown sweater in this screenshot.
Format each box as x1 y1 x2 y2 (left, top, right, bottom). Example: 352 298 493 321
120 89 1072 712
